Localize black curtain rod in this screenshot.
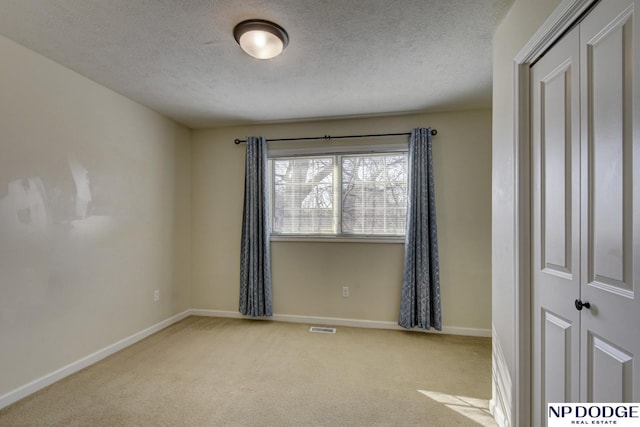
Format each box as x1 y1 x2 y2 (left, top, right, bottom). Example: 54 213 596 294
233 129 437 144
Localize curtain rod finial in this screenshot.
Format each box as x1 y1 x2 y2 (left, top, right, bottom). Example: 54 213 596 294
234 139 242 144
431 129 437 136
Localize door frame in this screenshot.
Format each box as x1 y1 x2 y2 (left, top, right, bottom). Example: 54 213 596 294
512 0 597 425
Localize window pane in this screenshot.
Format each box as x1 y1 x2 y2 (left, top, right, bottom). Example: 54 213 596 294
271 152 407 237
386 155 408 182
341 153 408 235
272 157 334 234
385 184 407 207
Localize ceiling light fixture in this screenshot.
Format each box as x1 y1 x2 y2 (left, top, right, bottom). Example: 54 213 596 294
233 19 289 60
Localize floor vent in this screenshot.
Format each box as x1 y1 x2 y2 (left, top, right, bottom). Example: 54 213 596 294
309 326 336 334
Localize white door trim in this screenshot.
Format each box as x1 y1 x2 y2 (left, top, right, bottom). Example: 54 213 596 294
512 1 597 425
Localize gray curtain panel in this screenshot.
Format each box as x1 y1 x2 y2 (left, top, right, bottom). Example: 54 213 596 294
398 128 442 330
239 136 273 317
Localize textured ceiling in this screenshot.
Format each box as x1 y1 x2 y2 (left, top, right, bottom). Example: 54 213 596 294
0 0 514 128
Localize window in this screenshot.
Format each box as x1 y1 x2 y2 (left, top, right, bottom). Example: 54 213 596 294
270 151 408 237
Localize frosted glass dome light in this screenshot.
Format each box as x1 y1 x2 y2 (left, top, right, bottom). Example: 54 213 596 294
233 19 289 60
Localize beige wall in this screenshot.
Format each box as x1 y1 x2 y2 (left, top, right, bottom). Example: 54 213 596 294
0 35 191 396
192 110 492 330
0 18 494 401
491 0 562 415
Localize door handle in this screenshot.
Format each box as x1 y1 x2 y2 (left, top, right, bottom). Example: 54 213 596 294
575 299 591 311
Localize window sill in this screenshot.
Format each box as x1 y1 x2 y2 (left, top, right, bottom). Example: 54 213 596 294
270 235 405 244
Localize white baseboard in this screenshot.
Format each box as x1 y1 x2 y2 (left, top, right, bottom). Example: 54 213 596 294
0 308 490 411
189 309 492 337
490 326 512 427
0 309 191 411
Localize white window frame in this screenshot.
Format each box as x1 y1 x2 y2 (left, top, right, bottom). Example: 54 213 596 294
268 144 408 243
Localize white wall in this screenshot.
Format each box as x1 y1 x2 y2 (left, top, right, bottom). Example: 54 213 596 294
191 110 492 330
0 34 191 397
492 0 562 421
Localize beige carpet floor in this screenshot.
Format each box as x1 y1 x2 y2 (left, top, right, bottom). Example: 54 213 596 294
0 316 496 426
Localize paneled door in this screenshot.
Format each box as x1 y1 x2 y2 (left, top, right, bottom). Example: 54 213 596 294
531 0 640 424
531 24 581 427
578 0 640 403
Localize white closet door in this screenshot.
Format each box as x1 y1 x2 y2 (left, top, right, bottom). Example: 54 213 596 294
531 25 582 427
530 0 640 424
579 0 640 403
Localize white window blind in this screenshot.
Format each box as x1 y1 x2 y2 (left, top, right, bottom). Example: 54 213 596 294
272 157 334 234
341 154 407 235
270 152 407 237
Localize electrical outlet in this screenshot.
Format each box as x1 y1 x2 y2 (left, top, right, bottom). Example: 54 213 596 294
342 286 349 297
153 289 160 302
